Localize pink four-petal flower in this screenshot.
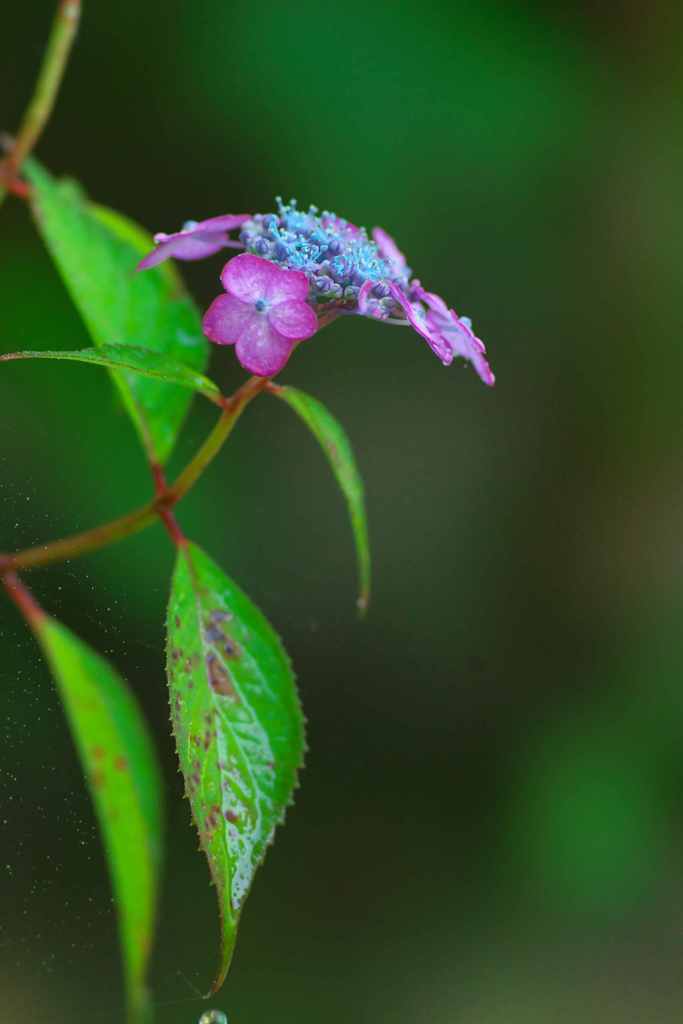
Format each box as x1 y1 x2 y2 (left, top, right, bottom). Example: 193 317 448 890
202 253 318 377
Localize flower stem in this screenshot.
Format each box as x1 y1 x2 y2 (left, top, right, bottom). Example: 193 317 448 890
0 0 81 204
0 375 266 575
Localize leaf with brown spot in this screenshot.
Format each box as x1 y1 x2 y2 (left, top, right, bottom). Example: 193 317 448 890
166 542 304 993
35 617 163 1023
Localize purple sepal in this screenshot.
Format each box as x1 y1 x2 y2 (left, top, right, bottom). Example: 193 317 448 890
137 214 249 270
415 284 495 386
388 284 454 365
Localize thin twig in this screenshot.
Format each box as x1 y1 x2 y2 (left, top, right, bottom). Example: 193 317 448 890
150 463 187 548
0 376 266 575
2 572 46 627
0 0 81 204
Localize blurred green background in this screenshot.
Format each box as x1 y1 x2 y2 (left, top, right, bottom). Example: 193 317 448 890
2 1 683 1021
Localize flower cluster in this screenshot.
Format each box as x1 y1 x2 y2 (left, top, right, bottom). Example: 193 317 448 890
139 199 494 384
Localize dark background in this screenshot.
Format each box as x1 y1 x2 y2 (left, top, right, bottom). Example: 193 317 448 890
2 2 683 1021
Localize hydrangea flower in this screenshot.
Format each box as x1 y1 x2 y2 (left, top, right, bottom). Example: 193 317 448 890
202 253 318 376
139 198 494 384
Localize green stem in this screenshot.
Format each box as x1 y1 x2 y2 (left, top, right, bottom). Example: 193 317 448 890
0 503 159 573
0 0 81 203
0 376 265 574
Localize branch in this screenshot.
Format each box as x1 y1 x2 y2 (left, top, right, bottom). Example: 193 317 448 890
0 1 81 204
0 376 266 575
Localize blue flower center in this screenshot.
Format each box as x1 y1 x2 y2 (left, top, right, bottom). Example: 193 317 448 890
239 198 411 308
254 298 267 312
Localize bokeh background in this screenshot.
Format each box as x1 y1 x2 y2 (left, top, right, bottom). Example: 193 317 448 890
2 1 683 1021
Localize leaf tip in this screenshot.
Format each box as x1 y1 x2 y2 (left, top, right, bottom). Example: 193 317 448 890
207 949 233 997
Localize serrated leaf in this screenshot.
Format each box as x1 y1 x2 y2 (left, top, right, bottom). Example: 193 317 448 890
273 386 371 612
0 344 220 400
166 542 304 992
25 159 209 464
35 616 163 1022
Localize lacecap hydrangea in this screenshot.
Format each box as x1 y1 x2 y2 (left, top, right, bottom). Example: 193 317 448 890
138 198 494 385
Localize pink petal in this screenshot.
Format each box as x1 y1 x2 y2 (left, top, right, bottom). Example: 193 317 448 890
221 253 280 302
411 283 494 384
265 266 310 304
389 284 453 365
357 279 374 314
203 292 298 375
138 232 227 270
235 318 296 377
202 292 251 346
268 299 318 340
158 232 228 262
137 214 249 271
372 227 407 275
192 214 250 232
221 253 310 304
137 242 176 270
428 311 495 387
413 282 449 319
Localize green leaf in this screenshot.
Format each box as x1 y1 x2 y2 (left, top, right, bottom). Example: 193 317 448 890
35 616 163 1022
0 344 220 400
25 159 210 464
273 385 371 612
166 542 304 992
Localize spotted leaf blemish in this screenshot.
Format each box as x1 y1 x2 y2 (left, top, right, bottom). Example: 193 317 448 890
165 542 304 993
206 653 237 699
32 614 163 1017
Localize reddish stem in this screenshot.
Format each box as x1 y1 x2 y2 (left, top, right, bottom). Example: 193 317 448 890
0 376 266 575
2 176 31 200
150 462 167 497
150 462 186 547
2 571 46 627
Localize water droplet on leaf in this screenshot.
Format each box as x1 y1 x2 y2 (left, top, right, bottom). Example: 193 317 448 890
198 1012 228 1024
